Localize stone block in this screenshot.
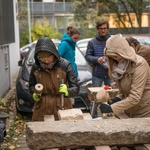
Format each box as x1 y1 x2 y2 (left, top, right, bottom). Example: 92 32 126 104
83 113 92 120
94 145 111 150
58 108 83 120
26 118 150 150
44 115 54 122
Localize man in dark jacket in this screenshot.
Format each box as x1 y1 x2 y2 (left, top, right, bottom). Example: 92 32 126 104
126 36 150 66
29 37 79 121
85 19 113 118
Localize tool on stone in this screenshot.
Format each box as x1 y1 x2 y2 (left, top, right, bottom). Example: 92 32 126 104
61 78 64 109
35 83 43 96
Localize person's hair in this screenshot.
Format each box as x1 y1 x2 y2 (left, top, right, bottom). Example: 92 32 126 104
126 36 140 47
67 26 80 36
96 19 109 30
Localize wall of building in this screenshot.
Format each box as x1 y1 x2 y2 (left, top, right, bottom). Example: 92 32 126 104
0 0 20 97
9 0 20 82
0 45 10 97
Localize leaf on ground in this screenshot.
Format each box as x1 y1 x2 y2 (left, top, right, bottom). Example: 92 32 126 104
7 119 13 123
9 145 16 149
13 138 18 141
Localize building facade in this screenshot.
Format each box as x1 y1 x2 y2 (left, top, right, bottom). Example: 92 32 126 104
18 0 150 35
0 0 20 97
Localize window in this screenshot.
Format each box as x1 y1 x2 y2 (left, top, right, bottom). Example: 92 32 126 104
75 48 86 66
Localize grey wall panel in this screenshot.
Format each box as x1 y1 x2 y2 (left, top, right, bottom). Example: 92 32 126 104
0 45 10 98
0 0 15 45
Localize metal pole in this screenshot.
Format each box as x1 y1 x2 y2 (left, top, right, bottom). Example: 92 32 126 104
31 0 33 27
27 0 32 43
149 1 150 33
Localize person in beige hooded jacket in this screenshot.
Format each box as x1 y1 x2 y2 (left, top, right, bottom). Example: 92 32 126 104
99 35 150 118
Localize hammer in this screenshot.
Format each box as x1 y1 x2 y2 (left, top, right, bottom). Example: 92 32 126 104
35 83 43 96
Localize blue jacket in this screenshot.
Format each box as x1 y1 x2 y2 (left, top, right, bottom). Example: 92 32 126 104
58 33 78 77
85 33 110 78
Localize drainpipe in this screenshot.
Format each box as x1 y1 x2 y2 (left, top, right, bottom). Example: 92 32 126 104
27 0 32 43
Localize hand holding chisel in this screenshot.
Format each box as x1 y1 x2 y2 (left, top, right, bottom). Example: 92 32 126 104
59 78 69 109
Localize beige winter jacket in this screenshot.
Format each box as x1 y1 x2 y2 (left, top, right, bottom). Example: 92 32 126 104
105 35 150 118
135 44 150 66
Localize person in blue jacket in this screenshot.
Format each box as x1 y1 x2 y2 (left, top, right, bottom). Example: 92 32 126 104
85 19 113 118
58 26 80 78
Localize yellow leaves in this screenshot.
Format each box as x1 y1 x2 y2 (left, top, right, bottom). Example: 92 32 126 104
0 98 4 105
1 114 27 149
0 98 7 107
7 119 13 123
15 115 19 120
9 145 16 149
31 18 62 42
13 138 18 141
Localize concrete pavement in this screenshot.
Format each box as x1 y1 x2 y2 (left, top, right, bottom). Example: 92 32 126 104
3 73 30 150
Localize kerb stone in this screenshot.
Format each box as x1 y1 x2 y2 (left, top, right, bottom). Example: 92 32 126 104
26 118 150 150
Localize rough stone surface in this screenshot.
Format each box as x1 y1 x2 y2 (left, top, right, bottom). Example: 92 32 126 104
58 108 83 120
16 136 30 150
44 115 55 122
82 113 92 120
26 118 150 150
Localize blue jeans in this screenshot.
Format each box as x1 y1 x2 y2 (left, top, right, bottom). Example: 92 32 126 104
92 76 113 87
90 76 114 118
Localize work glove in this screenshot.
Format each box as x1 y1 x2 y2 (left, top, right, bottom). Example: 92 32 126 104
32 93 40 102
59 84 69 97
110 97 121 104
99 103 113 113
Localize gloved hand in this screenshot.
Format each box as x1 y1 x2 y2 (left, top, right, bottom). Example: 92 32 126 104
99 103 113 113
59 84 69 97
110 97 121 104
32 93 40 102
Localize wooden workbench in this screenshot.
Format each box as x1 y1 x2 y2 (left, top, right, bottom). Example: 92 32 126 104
88 87 119 118
88 87 119 102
